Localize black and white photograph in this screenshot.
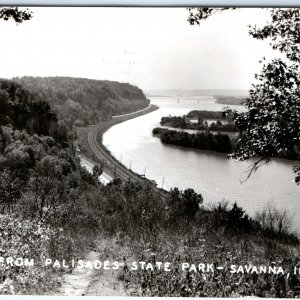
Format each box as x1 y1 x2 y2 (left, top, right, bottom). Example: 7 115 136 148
0 4 300 297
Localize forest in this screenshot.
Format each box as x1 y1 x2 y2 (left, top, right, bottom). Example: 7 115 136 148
12 76 150 128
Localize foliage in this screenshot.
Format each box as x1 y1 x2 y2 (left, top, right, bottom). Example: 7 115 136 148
120 240 297 297
161 115 188 129
98 180 165 249
229 60 300 171
187 7 233 25
153 127 233 153
0 7 32 23
117 202 298 297
168 187 203 225
209 201 252 235
0 80 105 293
92 164 103 179
248 9 300 63
230 9 300 181
160 113 236 132
187 110 232 120
0 79 77 148
255 202 293 236
0 80 58 137
188 8 300 183
12 76 150 127
0 214 58 294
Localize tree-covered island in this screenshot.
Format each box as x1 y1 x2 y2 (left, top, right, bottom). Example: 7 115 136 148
153 110 300 161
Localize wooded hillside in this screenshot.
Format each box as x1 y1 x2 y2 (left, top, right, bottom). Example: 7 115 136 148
12 76 149 127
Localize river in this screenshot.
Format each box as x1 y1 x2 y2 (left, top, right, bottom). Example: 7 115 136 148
103 96 300 233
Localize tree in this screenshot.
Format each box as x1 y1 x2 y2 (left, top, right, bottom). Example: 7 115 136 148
255 202 292 235
188 8 300 183
197 116 203 125
92 164 103 179
0 127 34 213
25 155 66 222
227 202 252 234
0 7 32 23
168 187 203 224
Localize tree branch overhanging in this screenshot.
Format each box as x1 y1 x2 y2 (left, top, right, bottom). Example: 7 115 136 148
0 7 32 23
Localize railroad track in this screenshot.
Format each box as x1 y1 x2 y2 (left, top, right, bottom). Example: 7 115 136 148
87 123 168 200
88 105 168 199
88 125 141 183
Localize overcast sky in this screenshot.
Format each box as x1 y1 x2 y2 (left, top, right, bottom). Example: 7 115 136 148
0 7 279 91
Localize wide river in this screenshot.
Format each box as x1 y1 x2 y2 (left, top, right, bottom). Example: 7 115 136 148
103 96 300 234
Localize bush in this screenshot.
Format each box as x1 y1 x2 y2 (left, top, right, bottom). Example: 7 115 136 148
0 214 59 294
255 202 293 236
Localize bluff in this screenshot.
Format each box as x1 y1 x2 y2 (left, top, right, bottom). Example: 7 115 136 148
0 79 58 137
12 76 149 126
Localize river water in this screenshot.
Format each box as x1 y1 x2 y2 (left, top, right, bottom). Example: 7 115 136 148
103 96 300 233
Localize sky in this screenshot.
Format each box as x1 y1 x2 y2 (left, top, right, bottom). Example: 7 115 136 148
0 7 280 91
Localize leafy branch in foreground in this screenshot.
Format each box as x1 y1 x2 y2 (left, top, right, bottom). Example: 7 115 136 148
188 8 300 183
187 7 234 25
230 60 300 160
249 9 300 63
0 7 32 23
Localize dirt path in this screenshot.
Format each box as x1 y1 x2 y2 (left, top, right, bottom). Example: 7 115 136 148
58 250 99 296
86 268 127 296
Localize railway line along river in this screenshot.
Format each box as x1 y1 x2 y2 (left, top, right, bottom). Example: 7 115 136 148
103 96 300 234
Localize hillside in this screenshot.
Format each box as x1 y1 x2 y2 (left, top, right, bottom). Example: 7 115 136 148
0 79 103 293
12 76 149 127
0 79 74 145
